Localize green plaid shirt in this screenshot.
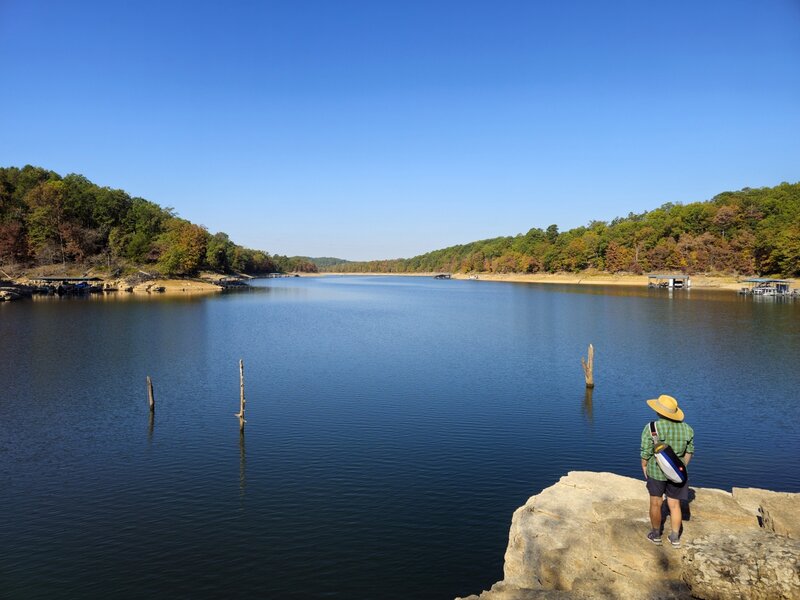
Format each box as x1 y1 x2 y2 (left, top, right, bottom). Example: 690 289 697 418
640 419 695 481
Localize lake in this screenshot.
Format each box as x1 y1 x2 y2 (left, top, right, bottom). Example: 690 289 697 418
1 276 799 599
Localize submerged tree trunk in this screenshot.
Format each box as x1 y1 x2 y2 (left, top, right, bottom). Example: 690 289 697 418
581 344 594 388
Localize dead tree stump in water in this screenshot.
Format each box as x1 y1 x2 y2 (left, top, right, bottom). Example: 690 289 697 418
581 344 595 388
235 359 246 429
147 376 155 412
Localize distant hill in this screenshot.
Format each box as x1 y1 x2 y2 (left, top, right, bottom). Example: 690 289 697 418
303 257 351 268
0 165 318 276
324 182 800 278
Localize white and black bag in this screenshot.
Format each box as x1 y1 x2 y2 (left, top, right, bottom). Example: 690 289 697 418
649 421 688 485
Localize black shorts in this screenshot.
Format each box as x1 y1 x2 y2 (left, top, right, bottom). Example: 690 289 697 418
646 477 689 501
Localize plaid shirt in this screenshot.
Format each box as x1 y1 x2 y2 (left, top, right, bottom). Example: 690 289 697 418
640 419 695 481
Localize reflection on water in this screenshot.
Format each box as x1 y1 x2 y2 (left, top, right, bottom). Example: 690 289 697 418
583 387 594 423
239 429 246 498
1 276 798 600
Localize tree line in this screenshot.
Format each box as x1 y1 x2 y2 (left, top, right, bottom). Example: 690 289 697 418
325 182 800 277
0 166 317 276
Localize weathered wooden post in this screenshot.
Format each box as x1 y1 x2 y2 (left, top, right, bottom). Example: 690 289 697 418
235 359 246 429
147 375 155 412
581 344 595 388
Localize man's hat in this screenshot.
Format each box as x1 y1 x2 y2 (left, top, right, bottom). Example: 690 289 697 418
647 394 684 421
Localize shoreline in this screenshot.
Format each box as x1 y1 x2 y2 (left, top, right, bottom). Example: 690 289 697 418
316 271 772 292
0 270 241 301
453 272 748 291
4 269 797 300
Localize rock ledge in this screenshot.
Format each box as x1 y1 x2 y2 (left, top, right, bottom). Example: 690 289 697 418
458 472 799 600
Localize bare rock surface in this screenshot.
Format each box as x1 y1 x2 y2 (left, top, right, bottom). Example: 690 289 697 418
683 530 800 600
458 471 800 600
733 487 800 540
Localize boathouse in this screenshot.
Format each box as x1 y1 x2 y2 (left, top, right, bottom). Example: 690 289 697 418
647 274 691 289
738 278 794 296
30 276 105 296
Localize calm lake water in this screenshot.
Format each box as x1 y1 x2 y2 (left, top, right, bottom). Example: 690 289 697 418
1 276 799 599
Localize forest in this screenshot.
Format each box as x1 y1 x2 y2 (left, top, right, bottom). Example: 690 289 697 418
0 166 317 276
3 166 798 279
326 182 800 277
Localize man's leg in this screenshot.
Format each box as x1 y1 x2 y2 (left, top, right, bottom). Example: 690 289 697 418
666 497 682 535
649 495 663 530
645 479 667 544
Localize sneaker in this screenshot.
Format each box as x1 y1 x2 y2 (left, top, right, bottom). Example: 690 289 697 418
647 530 663 545
668 532 681 548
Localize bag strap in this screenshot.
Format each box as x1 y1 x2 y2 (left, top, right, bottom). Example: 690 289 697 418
649 421 661 446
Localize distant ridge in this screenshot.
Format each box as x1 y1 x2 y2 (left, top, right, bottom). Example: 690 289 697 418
323 182 800 278
300 257 352 268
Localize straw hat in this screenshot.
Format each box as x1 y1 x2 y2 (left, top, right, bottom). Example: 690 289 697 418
647 394 684 421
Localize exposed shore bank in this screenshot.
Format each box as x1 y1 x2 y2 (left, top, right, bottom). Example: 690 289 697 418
458 471 799 600
317 271 780 292
0 269 252 301
451 272 749 290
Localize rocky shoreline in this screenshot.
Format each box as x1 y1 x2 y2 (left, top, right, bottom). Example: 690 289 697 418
458 472 799 600
0 271 250 301
318 271 799 294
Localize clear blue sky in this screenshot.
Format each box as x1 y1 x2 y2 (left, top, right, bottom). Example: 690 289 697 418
1 1 799 260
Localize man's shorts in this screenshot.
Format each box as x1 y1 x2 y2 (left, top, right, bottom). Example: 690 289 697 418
646 477 689 501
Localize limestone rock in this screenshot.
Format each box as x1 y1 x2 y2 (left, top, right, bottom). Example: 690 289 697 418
683 530 800 599
456 581 577 600
733 487 800 540
500 472 691 599
460 472 800 600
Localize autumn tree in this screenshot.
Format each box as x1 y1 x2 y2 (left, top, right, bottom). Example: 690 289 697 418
156 219 209 276
604 241 632 273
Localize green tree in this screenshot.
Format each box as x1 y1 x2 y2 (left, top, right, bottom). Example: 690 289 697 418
546 224 559 244
25 180 69 265
156 219 209 276
206 232 236 271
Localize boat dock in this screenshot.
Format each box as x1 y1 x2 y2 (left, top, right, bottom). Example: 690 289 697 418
647 274 691 289
30 276 105 295
738 278 798 297
218 277 249 289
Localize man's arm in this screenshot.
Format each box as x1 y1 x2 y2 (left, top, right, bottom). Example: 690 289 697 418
640 424 653 479
683 453 692 466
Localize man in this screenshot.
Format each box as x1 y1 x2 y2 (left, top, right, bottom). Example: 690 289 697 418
640 394 694 548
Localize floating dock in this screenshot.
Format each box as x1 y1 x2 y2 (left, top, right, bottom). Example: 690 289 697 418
647 274 691 289
738 278 797 297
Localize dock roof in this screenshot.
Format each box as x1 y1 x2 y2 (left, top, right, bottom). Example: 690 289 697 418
742 278 792 283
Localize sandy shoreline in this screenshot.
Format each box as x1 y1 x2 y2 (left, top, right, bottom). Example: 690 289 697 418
315 271 768 291
5 269 795 299
130 278 223 294
452 272 751 290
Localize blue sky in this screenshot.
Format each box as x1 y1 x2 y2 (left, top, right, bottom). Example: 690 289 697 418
1 1 799 260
